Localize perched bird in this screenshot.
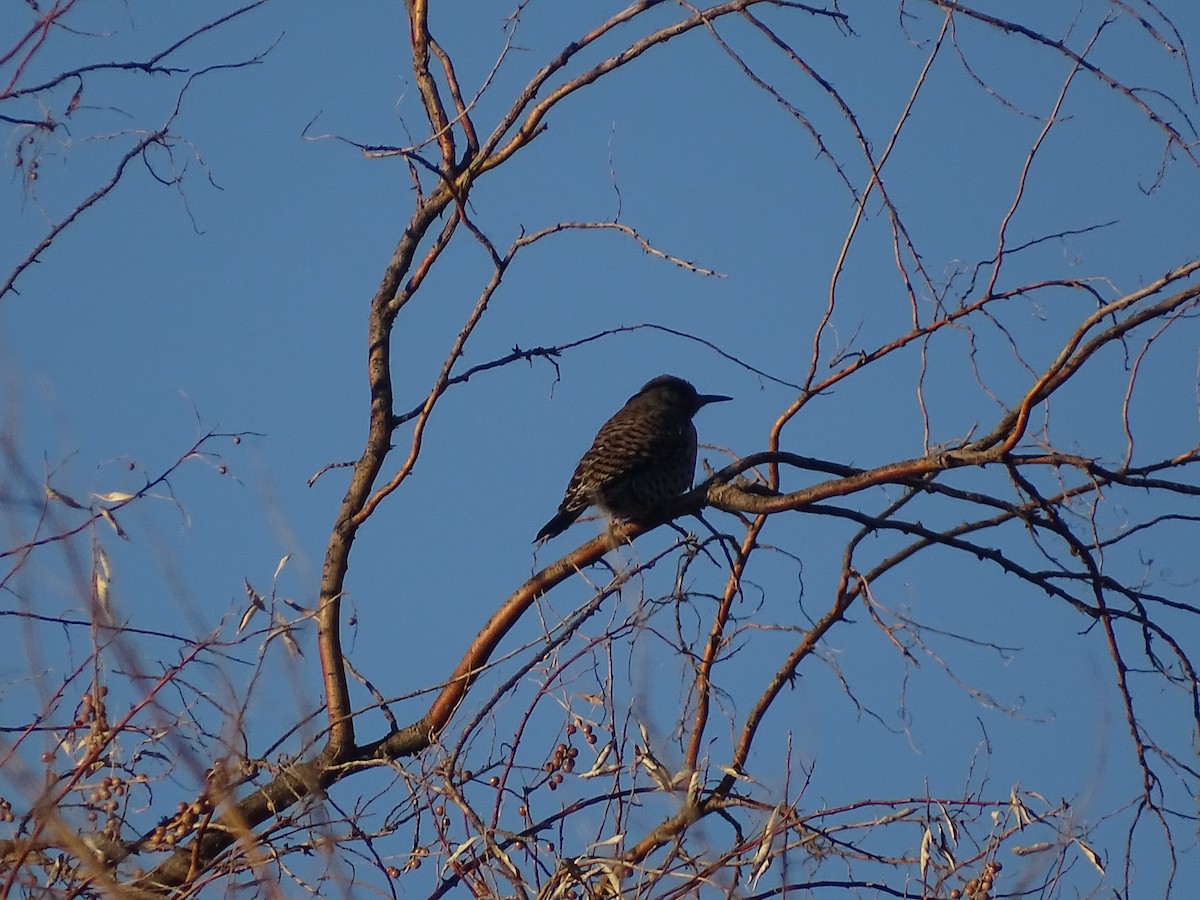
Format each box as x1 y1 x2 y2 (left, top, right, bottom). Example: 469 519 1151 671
535 374 731 541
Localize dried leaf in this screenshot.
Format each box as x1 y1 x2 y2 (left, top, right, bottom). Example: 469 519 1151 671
267 611 302 658
95 546 112 581
937 800 958 844
937 827 956 869
603 862 621 896
93 550 112 620
239 579 266 634
1009 786 1031 828
244 579 265 609
46 485 86 509
237 604 258 635
639 752 673 792
717 764 756 783
750 804 780 889
93 491 136 503
1074 838 1105 874
281 596 312 613
876 806 918 826
588 833 624 848
579 742 614 778
279 626 301 657
443 836 477 869
97 506 128 540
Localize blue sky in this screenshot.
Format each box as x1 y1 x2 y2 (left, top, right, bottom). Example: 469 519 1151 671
3 2 1199 895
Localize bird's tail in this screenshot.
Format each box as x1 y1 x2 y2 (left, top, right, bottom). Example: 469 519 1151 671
535 506 583 542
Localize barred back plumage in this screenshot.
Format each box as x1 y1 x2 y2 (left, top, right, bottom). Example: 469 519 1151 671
535 375 731 541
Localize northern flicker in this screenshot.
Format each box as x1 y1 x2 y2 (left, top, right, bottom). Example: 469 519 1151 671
535 374 731 541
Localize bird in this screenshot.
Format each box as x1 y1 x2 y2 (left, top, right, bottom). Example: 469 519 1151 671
535 374 731 542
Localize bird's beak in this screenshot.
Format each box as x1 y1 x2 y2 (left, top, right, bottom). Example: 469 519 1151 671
698 393 732 407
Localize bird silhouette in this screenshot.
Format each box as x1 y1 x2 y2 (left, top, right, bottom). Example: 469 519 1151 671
535 374 730 541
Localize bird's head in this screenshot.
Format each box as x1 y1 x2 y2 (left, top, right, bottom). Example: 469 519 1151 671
634 374 731 416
